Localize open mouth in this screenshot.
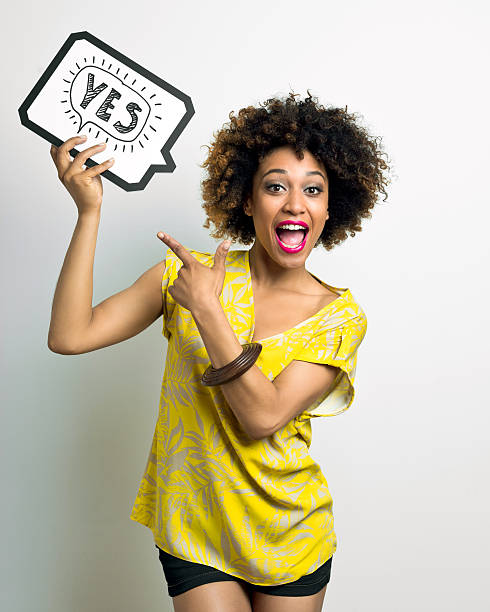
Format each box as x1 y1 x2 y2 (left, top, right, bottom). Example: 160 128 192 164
275 225 309 248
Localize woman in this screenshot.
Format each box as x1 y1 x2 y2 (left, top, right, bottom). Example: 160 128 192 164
48 91 390 612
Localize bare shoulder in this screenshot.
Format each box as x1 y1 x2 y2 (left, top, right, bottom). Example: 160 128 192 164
319 286 341 308
307 276 341 309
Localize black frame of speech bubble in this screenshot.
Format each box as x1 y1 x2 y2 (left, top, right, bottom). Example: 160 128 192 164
18 30 195 192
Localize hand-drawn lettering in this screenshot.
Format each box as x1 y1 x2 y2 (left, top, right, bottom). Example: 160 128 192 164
114 102 142 134
80 72 107 109
96 88 122 122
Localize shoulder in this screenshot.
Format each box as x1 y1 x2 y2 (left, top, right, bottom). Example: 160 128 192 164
164 246 209 268
315 290 367 333
164 248 243 277
174 248 245 268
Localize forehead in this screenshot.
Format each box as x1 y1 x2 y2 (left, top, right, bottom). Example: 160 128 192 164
256 146 326 175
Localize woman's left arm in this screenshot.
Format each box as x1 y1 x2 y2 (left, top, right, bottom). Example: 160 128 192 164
192 298 278 441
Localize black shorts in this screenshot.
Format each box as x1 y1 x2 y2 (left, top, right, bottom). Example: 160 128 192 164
155 544 333 598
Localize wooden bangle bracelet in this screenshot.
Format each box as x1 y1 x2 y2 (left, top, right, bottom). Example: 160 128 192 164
201 342 263 386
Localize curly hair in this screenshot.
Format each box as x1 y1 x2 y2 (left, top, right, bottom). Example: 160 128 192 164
200 91 392 251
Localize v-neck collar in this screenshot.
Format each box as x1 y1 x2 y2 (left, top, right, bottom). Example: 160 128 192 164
244 249 350 343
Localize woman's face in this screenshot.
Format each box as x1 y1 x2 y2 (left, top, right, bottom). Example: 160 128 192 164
244 145 329 266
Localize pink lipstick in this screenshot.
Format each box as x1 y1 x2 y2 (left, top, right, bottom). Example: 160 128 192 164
275 231 308 253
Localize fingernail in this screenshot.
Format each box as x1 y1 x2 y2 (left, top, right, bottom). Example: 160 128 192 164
80 135 87 139
157 232 165 239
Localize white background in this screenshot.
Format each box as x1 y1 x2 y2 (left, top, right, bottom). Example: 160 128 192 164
1 1 489 611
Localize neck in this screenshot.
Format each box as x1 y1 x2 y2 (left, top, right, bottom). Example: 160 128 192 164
248 240 311 291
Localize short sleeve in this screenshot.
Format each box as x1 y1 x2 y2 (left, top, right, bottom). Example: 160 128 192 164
161 247 210 340
294 314 368 419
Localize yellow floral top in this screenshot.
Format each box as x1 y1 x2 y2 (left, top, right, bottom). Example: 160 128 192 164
130 247 368 585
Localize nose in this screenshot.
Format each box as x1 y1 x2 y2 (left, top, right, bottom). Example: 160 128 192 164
282 185 308 215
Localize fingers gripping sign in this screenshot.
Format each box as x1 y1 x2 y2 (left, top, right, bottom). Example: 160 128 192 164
157 232 231 313
49 134 114 214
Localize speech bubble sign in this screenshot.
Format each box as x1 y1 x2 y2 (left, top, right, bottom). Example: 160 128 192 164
18 31 194 191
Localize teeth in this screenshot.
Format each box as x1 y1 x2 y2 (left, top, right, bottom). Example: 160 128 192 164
276 224 308 231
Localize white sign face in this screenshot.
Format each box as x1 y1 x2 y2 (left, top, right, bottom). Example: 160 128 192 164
19 31 194 191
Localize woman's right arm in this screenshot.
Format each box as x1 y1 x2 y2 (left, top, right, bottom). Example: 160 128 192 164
47 135 165 355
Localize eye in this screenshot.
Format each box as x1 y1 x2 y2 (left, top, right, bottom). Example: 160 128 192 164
265 183 284 192
265 183 324 195
306 186 323 194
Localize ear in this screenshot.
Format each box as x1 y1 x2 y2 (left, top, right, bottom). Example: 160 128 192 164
243 197 252 216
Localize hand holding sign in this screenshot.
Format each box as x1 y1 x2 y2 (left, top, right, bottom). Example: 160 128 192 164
19 31 194 191
50 135 115 214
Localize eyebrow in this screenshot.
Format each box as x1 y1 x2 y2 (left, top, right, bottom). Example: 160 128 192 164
261 168 327 182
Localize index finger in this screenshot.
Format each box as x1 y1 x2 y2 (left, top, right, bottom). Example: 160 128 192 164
157 233 195 267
